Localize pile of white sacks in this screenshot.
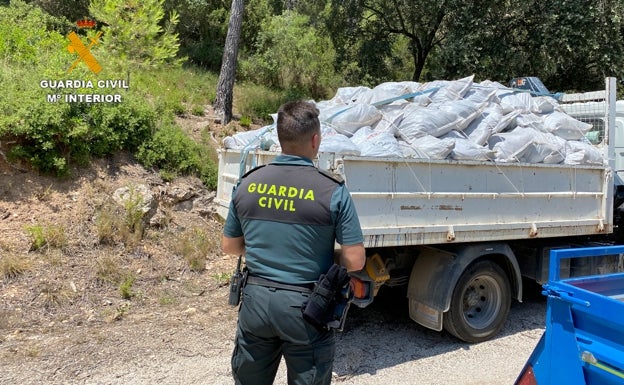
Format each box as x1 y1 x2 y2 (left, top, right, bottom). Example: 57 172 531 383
223 75 604 165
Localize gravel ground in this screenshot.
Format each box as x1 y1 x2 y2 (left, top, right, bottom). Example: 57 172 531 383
1 286 545 385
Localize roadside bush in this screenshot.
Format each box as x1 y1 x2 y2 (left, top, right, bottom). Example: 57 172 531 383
1 2 238 189
0 2 160 175
87 95 156 156
136 125 218 189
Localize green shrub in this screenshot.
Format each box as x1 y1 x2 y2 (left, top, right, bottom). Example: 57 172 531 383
24 223 67 251
239 11 339 100
175 228 213 272
136 124 217 189
87 96 157 156
0 2 160 176
119 273 136 299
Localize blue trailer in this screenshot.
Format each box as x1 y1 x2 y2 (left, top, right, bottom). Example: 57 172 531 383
515 245 624 385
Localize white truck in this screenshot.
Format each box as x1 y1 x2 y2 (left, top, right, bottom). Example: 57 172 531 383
216 77 624 343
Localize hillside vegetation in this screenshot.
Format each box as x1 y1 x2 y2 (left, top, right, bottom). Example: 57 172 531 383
0 1 263 343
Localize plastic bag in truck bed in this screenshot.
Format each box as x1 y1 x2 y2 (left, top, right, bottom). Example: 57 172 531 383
222 76 604 166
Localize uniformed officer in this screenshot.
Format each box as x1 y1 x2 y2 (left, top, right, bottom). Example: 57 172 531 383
222 100 366 385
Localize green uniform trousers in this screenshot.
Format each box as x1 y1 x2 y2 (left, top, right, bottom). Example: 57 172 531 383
232 284 335 385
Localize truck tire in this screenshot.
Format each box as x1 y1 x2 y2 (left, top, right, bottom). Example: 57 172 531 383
443 260 511 343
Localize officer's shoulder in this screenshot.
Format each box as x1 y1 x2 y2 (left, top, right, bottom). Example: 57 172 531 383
317 169 344 184
240 164 266 178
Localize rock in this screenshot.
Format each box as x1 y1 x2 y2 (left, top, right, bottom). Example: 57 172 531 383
192 191 217 217
160 182 197 205
112 184 155 214
149 208 169 228
112 184 157 222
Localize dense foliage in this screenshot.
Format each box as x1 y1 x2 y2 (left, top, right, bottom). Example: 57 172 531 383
0 0 217 185
2 0 624 184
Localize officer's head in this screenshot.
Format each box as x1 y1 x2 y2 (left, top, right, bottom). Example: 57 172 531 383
277 101 321 159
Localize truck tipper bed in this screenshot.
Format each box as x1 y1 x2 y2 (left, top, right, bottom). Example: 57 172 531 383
216 77 624 343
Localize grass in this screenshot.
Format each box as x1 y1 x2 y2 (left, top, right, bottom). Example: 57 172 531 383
95 185 149 248
133 65 218 119
0 59 291 331
95 254 124 286
0 254 32 280
175 228 214 272
234 81 290 123
119 273 136 299
213 272 231 286
24 223 67 251
94 253 139 300
134 65 286 124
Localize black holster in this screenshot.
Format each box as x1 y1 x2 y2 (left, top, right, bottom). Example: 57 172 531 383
301 264 352 331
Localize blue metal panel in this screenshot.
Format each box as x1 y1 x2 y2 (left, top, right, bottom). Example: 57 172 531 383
529 246 624 384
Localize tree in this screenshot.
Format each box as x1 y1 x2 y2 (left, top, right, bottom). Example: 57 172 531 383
239 11 339 99
329 0 460 82
435 0 624 91
89 0 181 70
214 0 245 125
164 0 230 71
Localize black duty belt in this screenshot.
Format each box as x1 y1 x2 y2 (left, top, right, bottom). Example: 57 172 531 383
246 275 313 294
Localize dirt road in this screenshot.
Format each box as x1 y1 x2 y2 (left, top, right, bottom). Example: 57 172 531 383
1 285 545 385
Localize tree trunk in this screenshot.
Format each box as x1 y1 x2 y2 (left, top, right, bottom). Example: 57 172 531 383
214 0 245 125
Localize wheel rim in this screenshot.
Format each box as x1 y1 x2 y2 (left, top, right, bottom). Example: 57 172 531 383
460 274 502 330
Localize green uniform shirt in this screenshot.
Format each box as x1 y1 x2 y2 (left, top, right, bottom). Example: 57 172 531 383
223 155 363 284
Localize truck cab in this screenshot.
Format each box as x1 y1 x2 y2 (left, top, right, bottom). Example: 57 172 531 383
509 77 555 97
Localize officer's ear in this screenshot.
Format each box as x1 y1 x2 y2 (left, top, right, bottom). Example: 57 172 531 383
311 131 321 152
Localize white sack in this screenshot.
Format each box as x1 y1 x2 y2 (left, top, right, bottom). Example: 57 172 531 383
542 110 593 140
407 135 455 159
223 127 273 149
411 92 433 106
499 92 534 114
329 86 371 104
463 88 498 104
493 110 522 134
531 96 558 114
318 102 349 122
358 131 403 157
399 104 459 139
324 103 382 137
317 123 360 155
463 106 503 145
350 126 374 147
424 75 475 104
357 82 413 105
319 132 361 155
437 99 486 131
515 113 544 130
489 128 535 162
444 131 495 161
564 140 604 165
373 111 404 134
519 130 567 164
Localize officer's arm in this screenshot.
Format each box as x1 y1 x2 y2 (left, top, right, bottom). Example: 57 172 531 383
339 243 365 272
222 235 245 256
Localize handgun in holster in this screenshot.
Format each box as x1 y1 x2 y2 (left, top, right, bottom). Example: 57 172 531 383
301 264 352 331
228 255 247 306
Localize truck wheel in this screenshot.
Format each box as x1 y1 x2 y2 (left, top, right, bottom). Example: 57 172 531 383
443 260 511 343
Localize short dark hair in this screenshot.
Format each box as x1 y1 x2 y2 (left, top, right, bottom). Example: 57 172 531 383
276 101 320 146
